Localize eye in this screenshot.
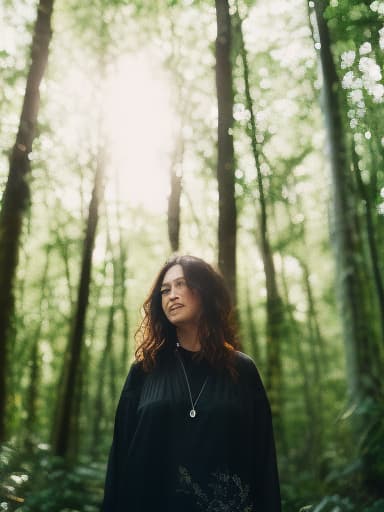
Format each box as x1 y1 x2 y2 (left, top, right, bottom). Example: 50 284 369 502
160 288 170 296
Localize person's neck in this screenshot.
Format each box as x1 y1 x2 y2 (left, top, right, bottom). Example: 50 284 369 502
176 326 201 352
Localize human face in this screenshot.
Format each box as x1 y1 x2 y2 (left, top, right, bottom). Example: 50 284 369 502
161 264 201 327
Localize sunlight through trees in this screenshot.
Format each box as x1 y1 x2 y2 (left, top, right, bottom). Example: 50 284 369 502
0 0 383 510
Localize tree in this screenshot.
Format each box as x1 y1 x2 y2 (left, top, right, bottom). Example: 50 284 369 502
234 6 285 438
312 0 384 493
24 244 52 448
215 0 237 303
52 144 105 458
167 135 183 253
0 0 54 442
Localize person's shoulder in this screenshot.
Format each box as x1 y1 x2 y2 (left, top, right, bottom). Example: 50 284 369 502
233 350 265 389
233 350 258 372
121 360 146 393
130 359 145 373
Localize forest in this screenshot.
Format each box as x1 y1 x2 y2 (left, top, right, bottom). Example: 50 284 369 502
0 0 384 510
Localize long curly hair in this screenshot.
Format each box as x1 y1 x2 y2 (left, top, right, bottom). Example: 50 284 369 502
135 255 239 376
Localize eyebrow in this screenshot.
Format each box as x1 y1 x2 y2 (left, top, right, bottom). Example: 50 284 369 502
160 277 185 288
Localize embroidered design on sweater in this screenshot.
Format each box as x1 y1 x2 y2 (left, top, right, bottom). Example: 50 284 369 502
177 466 254 512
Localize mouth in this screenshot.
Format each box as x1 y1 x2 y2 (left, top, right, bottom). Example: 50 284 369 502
169 304 183 312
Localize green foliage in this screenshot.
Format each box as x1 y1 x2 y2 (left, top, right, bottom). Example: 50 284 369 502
303 495 384 512
355 396 384 489
0 443 104 512
1 0 383 508
326 0 381 46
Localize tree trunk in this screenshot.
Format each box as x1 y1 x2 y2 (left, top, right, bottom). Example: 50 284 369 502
215 0 237 304
106 197 130 373
313 0 380 394
0 0 54 442
52 145 105 458
24 246 51 448
244 281 261 364
81 252 108 455
116 216 130 370
280 260 317 447
94 225 118 446
299 259 328 373
167 136 184 253
312 0 384 493
55 222 75 311
351 143 384 341
235 9 284 437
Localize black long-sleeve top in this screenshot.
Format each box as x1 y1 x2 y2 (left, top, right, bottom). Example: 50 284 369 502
101 345 281 512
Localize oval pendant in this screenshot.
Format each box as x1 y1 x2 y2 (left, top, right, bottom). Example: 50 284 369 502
189 409 196 418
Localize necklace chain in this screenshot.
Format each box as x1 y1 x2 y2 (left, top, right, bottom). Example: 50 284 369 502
176 342 208 419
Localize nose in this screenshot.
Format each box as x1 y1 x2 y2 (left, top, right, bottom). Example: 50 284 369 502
169 284 179 299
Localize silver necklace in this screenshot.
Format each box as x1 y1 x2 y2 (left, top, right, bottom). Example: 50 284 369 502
176 342 208 419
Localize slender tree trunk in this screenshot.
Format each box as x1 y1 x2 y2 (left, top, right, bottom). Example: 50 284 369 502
105 198 129 376
244 281 261 364
7 210 32 435
119 298 130 369
92 220 119 450
0 0 54 442
299 259 327 372
280 260 315 441
279 161 329 374
81 251 108 454
115 205 130 369
55 222 75 311
235 9 284 436
106 227 118 415
168 136 184 253
215 0 237 304
312 0 384 492
351 143 384 340
52 145 105 458
313 0 380 395
24 246 51 448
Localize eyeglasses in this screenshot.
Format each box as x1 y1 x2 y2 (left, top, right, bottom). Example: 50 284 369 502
160 278 188 296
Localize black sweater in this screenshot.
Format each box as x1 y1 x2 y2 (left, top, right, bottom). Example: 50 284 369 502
101 345 281 512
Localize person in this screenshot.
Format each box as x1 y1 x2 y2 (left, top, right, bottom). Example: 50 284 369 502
101 255 281 512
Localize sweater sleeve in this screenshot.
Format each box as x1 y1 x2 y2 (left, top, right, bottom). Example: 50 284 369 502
101 362 144 512
237 352 282 512
255 385 282 511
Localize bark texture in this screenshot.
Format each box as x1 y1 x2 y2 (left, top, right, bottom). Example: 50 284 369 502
236 11 284 436
314 0 378 399
313 0 384 493
0 0 54 442
351 143 384 340
167 137 183 252
52 146 105 458
215 0 237 304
